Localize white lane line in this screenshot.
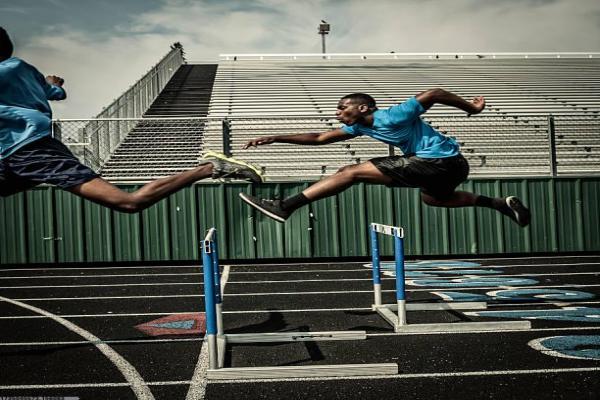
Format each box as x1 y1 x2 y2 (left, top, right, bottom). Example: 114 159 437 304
2 255 595 273
0 283 201 289
226 271 600 283
2 269 599 290
0 338 203 347
0 265 200 272
367 325 600 337
2 261 600 280
229 262 600 274
2 284 600 303
6 295 203 301
0 272 203 280
0 295 155 400
3 302 600 320
211 366 600 384
0 381 192 390
2 326 599 348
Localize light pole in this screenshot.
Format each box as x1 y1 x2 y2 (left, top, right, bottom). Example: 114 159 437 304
319 20 330 57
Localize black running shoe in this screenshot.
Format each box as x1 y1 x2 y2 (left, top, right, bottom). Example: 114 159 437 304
505 196 531 227
239 193 290 222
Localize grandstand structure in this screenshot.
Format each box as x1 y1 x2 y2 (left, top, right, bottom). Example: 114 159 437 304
56 50 600 181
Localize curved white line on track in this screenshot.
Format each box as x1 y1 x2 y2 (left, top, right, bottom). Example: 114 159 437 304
0 295 155 400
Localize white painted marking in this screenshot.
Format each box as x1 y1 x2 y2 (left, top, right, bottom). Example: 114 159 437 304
0 295 155 399
209 366 600 384
186 338 209 400
220 265 231 296
0 272 202 280
0 338 203 347
0 381 192 390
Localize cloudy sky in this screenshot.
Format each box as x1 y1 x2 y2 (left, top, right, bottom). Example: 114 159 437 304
2 0 600 118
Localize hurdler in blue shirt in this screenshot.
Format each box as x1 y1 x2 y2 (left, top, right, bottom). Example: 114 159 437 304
0 56 67 158
341 96 460 159
0 27 263 208
240 89 531 228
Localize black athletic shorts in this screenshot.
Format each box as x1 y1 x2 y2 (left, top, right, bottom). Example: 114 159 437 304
0 136 99 197
370 153 470 200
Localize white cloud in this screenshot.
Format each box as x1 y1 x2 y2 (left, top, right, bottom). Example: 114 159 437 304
11 0 600 118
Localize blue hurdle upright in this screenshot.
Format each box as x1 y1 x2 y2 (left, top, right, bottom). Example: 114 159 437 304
201 227 398 380
369 223 532 333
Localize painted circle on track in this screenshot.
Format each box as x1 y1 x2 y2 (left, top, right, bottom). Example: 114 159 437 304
529 335 600 360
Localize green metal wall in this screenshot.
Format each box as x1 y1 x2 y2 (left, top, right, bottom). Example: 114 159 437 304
1 177 599 265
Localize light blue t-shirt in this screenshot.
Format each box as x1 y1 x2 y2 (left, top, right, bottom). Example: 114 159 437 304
341 97 459 158
0 57 66 159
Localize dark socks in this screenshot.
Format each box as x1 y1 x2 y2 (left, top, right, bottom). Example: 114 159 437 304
282 192 310 212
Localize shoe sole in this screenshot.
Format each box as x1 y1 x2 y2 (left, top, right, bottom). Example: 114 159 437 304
239 193 286 223
203 151 264 183
506 196 531 227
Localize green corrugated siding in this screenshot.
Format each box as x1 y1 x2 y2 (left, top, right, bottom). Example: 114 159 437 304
26 187 55 263
282 183 311 259
448 181 478 255
112 185 142 262
337 184 368 257
1 177 600 265
473 181 505 254
170 188 199 261
392 187 422 256
527 179 558 252
582 179 600 251
0 192 27 264
224 184 255 259
555 179 585 252
84 200 114 262
365 184 395 256
311 196 340 258
54 190 85 263
142 198 171 261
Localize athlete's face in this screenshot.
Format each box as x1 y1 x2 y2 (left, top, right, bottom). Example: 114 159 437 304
336 99 367 125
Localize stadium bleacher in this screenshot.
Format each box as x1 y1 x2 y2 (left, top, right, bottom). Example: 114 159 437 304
99 54 600 181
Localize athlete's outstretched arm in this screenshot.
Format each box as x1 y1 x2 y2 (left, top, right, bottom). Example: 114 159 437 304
243 128 352 149
416 88 485 115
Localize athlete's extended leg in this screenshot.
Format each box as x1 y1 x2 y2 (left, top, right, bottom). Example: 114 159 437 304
240 161 393 222
421 191 531 227
68 164 213 213
69 154 263 213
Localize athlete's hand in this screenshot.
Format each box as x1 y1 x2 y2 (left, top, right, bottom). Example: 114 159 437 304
469 96 485 115
243 136 275 149
46 75 65 87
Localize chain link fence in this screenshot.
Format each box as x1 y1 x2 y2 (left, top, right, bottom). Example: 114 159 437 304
52 113 600 181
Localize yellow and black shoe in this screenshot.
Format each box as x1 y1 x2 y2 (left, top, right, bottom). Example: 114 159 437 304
199 151 264 183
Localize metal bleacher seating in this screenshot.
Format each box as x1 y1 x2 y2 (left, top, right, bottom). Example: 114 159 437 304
101 54 600 181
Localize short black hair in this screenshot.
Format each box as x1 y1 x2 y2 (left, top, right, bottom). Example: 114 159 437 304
341 93 376 108
0 27 14 61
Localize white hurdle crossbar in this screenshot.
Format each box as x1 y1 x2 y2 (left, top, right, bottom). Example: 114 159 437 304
201 228 398 380
369 222 531 333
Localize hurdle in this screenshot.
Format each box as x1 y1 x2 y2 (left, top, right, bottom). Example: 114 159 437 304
369 223 532 333
201 228 398 380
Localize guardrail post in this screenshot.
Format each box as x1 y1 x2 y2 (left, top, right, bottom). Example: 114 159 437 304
222 118 232 157
548 115 557 176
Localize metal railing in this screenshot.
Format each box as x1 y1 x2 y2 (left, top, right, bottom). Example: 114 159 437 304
52 113 600 181
95 44 185 119
220 52 600 61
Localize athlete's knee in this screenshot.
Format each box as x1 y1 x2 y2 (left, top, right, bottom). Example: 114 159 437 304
336 164 363 180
